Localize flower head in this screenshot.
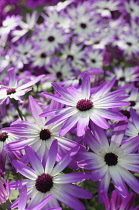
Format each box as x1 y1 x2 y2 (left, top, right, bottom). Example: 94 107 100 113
77 122 139 202
11 140 92 210
0 68 44 104
41 73 129 136
6 96 79 161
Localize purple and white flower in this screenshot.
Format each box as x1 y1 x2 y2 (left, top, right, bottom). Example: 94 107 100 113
77 122 139 202
41 73 129 136
10 140 92 210
0 68 44 104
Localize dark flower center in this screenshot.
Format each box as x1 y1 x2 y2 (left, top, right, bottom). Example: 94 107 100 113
7 88 16 95
67 55 74 61
121 110 130 119
40 129 51 140
91 59 96 63
47 36 55 42
80 23 87 29
0 132 8 142
119 76 125 81
126 42 132 46
104 152 118 166
35 173 53 193
76 99 93 111
130 8 134 12
111 10 121 20
134 81 139 88
56 71 62 79
40 53 47 58
129 101 136 107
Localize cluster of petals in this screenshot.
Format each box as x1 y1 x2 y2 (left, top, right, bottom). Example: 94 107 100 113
77 122 139 201
10 140 92 210
41 73 129 136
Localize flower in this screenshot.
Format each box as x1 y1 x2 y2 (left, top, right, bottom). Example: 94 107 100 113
32 25 69 53
0 178 10 205
93 0 120 18
31 48 51 68
77 122 139 202
125 1 139 19
10 140 92 210
6 96 79 161
85 48 103 69
66 1 96 40
123 88 139 111
61 41 85 68
106 66 139 87
6 39 33 70
47 58 73 82
12 11 39 42
0 68 44 104
41 73 129 136
0 126 21 175
113 31 139 56
102 190 139 210
0 128 19 153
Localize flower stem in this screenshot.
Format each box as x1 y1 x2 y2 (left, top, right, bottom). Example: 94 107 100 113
10 98 24 120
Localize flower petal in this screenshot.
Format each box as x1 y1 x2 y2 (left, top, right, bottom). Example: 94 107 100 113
121 136 139 155
53 172 91 184
92 165 108 181
31 194 54 210
45 140 58 174
109 166 128 197
81 73 90 99
119 166 139 194
25 146 44 175
111 121 128 145
98 171 111 203
12 160 37 180
8 68 17 88
90 112 110 129
29 96 45 127
60 184 92 199
52 185 86 210
18 185 27 210
60 114 79 136
51 146 79 176
17 75 44 90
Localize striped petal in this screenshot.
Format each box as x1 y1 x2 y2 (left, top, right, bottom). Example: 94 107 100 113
12 160 37 180
109 166 128 197
45 140 58 174
119 166 139 194
53 172 91 184
52 185 85 210
81 73 90 99
25 146 44 175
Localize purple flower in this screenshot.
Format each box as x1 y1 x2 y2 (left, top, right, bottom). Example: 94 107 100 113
10 140 92 210
41 73 129 136
77 122 139 202
0 178 10 205
0 128 19 153
6 95 79 162
0 68 44 104
102 190 139 210
106 66 139 87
